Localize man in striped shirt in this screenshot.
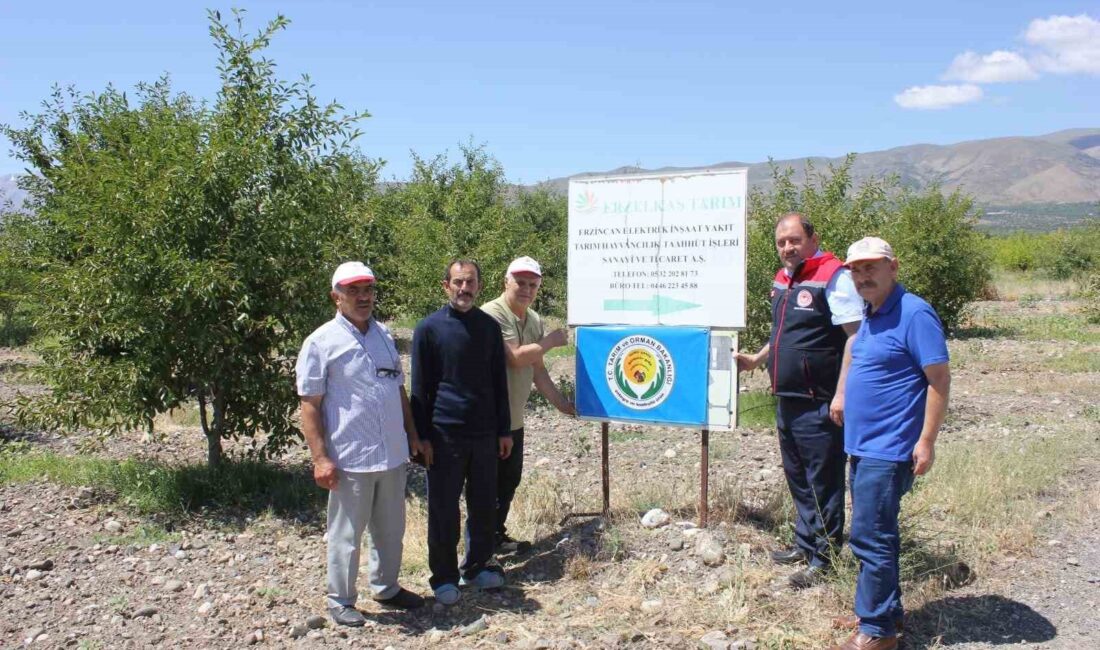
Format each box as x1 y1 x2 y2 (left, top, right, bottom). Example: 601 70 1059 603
296 262 433 627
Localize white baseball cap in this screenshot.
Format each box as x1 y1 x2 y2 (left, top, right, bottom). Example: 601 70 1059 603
506 256 542 277
331 261 376 289
844 237 896 266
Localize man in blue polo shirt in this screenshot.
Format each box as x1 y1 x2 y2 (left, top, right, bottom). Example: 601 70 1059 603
830 237 951 650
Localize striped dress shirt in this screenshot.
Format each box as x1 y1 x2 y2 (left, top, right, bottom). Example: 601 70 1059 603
296 313 409 472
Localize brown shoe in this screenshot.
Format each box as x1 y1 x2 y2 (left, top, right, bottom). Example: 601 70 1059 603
827 631 898 650
831 614 904 634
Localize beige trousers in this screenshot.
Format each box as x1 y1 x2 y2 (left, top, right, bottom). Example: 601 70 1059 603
326 465 406 608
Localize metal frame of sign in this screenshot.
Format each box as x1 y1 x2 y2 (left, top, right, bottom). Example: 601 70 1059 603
566 326 739 527
563 167 749 528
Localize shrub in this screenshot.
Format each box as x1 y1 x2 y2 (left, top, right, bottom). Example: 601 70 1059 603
990 233 1040 272
1081 270 1100 324
744 158 986 349
883 187 991 334
988 222 1100 279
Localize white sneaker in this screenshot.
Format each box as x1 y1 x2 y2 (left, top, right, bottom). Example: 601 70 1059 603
433 583 460 605
459 570 505 590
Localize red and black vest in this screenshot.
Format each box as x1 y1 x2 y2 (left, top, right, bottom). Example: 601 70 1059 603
768 252 848 402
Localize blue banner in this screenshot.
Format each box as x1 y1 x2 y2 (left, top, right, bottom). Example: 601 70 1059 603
576 326 708 427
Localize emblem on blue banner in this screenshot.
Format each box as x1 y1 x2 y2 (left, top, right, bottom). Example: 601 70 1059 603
606 335 674 410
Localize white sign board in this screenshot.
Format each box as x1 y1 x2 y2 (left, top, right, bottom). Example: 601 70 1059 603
567 168 748 327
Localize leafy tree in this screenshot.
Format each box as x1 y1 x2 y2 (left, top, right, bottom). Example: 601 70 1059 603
371 145 568 320
0 211 38 345
881 186 990 333
744 156 988 350
1 11 376 465
745 157 892 349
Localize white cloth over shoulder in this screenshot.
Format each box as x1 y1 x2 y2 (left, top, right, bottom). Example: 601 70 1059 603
826 269 863 326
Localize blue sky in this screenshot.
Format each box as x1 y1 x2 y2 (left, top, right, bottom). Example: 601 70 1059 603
1 1 1097 183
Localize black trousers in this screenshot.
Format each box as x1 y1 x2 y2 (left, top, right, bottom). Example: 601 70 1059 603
496 427 525 536
776 397 846 568
426 433 498 589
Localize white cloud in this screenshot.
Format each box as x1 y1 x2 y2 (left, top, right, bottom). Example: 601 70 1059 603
894 84 983 110
943 50 1038 82
1024 14 1100 75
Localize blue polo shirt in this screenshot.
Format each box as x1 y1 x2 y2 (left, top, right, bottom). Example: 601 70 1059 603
845 284 949 462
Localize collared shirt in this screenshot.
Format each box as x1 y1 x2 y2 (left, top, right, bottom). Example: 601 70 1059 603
785 250 863 325
844 284 950 462
481 295 545 431
295 313 409 473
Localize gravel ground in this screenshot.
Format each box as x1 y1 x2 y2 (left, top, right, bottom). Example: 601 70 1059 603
1 301 1097 649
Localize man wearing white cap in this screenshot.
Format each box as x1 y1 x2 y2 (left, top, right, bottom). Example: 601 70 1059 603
296 262 432 626
829 238 950 650
481 256 574 553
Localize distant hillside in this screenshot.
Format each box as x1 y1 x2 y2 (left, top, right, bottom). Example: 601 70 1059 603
539 129 1100 222
5 129 1098 229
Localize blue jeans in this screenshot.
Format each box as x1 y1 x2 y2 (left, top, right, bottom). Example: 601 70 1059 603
849 455 915 638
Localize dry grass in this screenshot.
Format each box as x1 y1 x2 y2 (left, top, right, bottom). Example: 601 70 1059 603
400 496 430 577
991 270 1079 301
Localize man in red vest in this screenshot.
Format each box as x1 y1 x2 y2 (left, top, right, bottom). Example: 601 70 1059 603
736 213 862 588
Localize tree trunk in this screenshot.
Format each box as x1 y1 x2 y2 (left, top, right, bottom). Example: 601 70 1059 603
197 391 224 467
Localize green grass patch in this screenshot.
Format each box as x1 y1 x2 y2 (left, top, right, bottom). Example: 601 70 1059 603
1038 350 1100 373
255 586 289 599
737 390 777 428
0 359 34 386
902 427 1093 564
0 450 325 519
608 428 647 443
95 522 180 547
164 404 203 428
960 309 1100 343
388 315 419 330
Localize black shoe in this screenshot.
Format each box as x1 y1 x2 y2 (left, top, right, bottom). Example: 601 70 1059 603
375 587 425 610
788 564 828 590
496 533 532 554
328 605 366 627
770 547 807 566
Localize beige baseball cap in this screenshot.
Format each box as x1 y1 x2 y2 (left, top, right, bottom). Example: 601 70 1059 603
844 237 896 266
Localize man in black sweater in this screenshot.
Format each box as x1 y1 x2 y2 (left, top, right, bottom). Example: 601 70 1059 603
411 259 512 606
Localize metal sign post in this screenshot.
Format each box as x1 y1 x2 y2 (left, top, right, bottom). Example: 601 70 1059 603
566 168 748 529
700 428 710 527
560 421 610 524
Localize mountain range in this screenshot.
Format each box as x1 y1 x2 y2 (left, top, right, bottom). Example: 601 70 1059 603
4 129 1099 221
540 128 1100 207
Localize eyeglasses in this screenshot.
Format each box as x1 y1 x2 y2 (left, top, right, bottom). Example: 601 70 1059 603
340 285 377 298
376 368 400 379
